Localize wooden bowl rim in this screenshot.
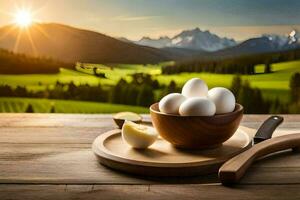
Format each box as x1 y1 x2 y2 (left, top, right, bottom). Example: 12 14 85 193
150 103 243 118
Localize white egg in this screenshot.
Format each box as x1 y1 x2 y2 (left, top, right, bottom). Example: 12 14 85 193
159 93 186 114
208 87 236 114
182 78 208 98
179 97 216 116
122 121 158 149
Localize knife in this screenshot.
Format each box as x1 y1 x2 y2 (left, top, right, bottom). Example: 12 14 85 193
253 116 284 144
218 115 284 185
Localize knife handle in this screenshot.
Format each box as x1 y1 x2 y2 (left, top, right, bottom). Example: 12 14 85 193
253 115 284 144
219 133 300 185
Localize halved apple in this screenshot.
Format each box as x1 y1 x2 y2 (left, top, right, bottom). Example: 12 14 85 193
113 112 142 129
122 121 158 149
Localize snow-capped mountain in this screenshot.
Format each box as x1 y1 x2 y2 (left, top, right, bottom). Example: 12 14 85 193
133 28 237 51
169 28 236 51
138 36 172 48
213 30 300 57
248 30 300 52
262 30 299 49
120 29 299 54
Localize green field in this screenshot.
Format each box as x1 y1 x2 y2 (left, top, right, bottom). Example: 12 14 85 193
0 68 111 91
155 61 300 102
0 64 161 91
0 97 148 113
0 59 299 113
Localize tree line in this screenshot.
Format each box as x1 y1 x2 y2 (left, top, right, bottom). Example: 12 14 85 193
162 48 300 75
230 72 300 114
0 48 74 74
1 72 300 114
0 73 166 107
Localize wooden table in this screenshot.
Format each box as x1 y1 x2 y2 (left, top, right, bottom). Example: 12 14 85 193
0 114 300 200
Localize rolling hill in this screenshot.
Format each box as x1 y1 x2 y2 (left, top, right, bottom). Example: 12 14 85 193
0 48 73 74
0 23 179 64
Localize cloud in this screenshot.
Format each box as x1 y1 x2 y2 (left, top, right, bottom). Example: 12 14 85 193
112 15 160 21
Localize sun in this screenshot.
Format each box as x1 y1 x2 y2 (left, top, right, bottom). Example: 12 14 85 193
14 10 33 28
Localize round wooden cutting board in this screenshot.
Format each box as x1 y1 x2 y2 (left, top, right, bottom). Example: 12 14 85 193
92 126 252 177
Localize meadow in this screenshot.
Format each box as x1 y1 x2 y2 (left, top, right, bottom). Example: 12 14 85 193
0 97 148 113
1 61 298 93
0 59 299 113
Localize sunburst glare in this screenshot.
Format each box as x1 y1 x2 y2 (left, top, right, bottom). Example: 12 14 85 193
14 10 33 28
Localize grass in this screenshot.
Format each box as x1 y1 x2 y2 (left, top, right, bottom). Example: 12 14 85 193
0 97 149 113
155 60 300 102
0 64 162 91
0 60 299 111
0 68 110 91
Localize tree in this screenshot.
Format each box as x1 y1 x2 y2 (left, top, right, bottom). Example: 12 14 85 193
110 79 127 104
15 86 28 97
264 63 272 73
270 98 281 114
93 67 98 75
50 105 55 113
68 81 77 99
237 80 269 114
137 85 154 107
124 85 139 105
152 79 160 89
0 85 14 97
25 104 34 113
159 80 179 99
230 75 242 98
290 72 300 103
168 80 177 93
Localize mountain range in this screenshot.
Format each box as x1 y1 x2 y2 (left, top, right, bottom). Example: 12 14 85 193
0 23 299 65
124 28 299 57
212 32 299 58
132 28 237 51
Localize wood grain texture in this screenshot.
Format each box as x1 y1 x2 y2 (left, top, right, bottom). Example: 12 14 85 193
1 184 300 200
92 127 250 177
219 133 300 184
0 114 300 199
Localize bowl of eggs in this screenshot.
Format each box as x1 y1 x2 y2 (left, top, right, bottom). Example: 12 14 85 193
150 78 243 149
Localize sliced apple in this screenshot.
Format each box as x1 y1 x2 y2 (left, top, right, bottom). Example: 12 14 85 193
113 112 142 129
122 121 158 149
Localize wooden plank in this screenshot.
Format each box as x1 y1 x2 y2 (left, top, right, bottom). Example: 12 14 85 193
0 113 298 120
0 114 113 128
1 184 300 200
1 144 299 167
0 114 300 185
0 144 217 184
0 114 299 128
0 114 132 128
0 127 110 144
0 144 300 184
0 123 298 145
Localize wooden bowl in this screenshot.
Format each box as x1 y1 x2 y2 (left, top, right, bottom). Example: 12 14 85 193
150 103 243 149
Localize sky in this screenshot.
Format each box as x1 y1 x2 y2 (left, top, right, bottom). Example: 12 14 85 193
0 0 300 41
